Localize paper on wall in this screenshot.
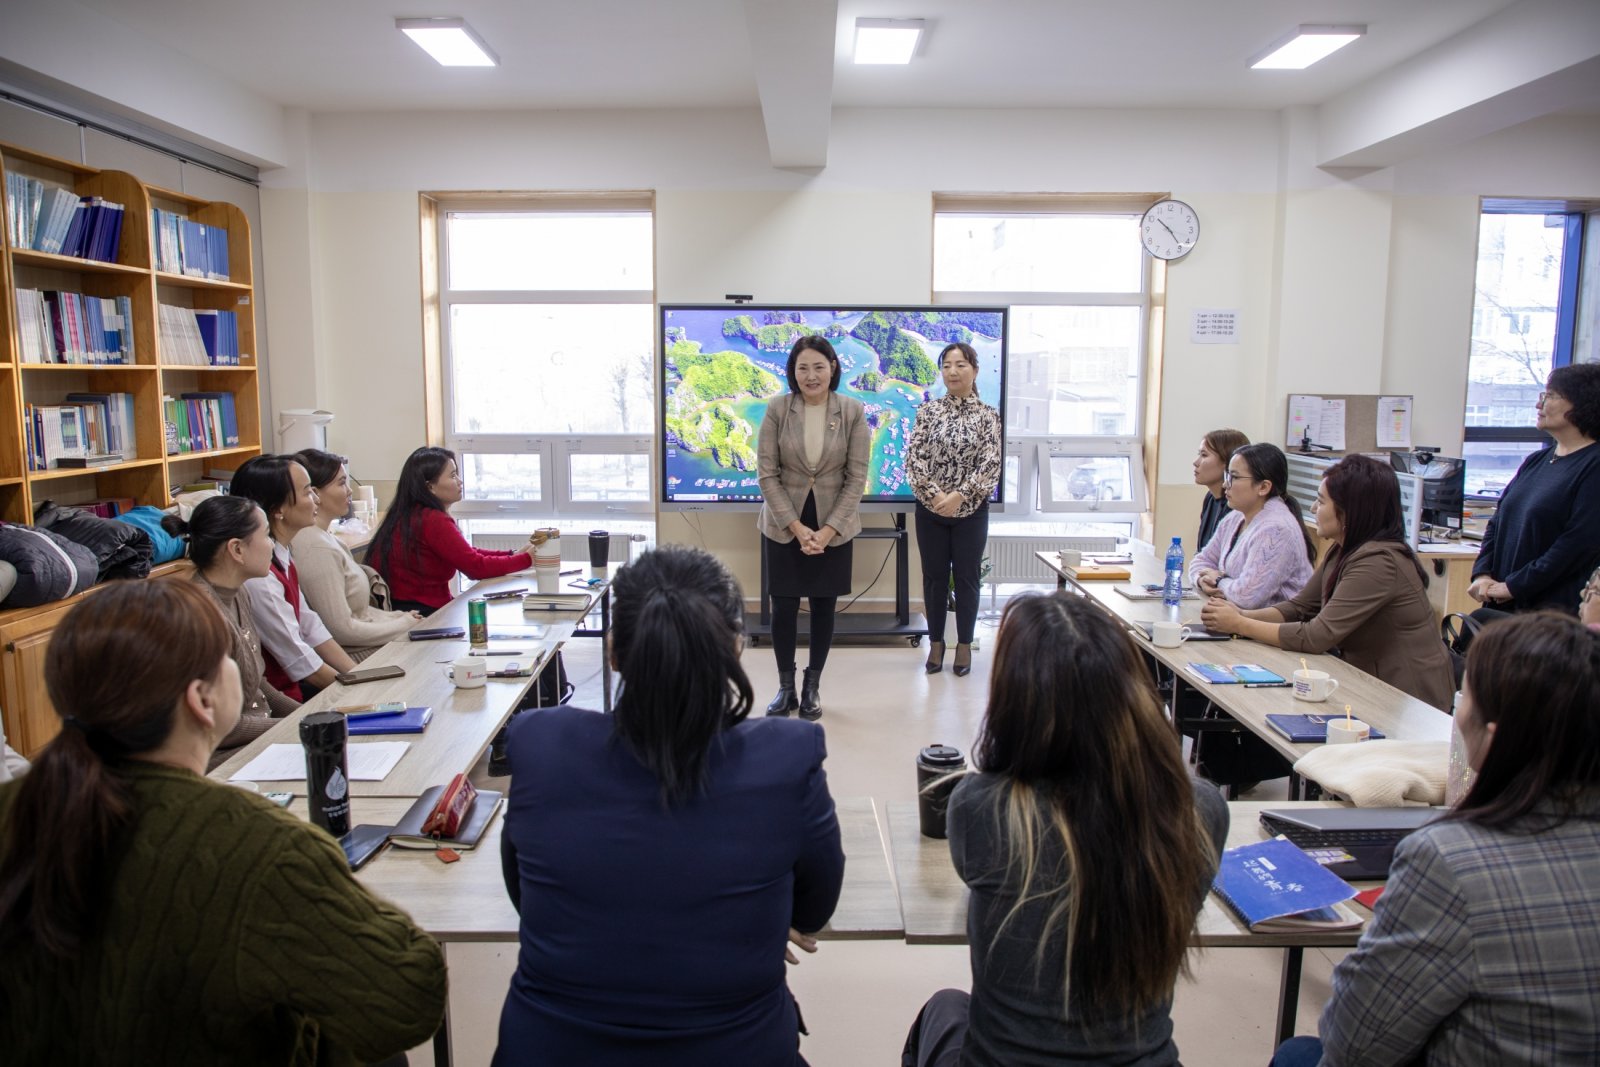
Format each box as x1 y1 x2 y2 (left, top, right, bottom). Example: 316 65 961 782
230 741 410 782
1376 396 1413 450
1286 395 1347 451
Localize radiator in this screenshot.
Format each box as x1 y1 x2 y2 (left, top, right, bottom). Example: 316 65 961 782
984 534 1120 585
471 532 633 564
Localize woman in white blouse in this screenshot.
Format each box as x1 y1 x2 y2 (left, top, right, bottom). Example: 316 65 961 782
230 454 357 700
1188 442 1316 609
291 449 419 658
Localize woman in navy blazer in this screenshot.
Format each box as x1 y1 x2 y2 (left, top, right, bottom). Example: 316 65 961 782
493 546 846 1066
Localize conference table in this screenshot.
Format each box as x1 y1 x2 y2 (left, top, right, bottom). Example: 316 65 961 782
210 574 586 796
886 798 1379 1048
1034 548 1451 790
289 794 902 1066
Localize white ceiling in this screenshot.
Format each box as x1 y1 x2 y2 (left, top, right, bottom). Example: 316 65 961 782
75 0 1520 113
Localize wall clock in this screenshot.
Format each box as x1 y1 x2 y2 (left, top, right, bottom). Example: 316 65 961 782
1141 199 1199 261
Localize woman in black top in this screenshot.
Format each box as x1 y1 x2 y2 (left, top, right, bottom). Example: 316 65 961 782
1470 362 1600 614
904 592 1227 1067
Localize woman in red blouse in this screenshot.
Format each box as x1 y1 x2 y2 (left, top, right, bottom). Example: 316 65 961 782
369 447 536 613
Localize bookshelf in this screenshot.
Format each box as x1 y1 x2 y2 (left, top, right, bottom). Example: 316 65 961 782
0 141 262 523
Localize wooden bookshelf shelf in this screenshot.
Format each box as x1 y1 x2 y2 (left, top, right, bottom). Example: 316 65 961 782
28 457 166 481
157 363 254 372
153 269 251 292
166 445 259 462
0 476 23 486
11 249 148 276
20 363 157 372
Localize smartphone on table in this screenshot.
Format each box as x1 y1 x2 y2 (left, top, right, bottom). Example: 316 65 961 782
335 665 406 686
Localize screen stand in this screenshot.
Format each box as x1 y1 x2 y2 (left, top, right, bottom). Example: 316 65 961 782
748 512 928 646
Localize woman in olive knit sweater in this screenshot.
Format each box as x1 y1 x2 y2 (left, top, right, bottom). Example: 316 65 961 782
0 580 447 1065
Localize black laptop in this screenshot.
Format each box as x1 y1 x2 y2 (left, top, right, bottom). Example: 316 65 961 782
1260 807 1442 880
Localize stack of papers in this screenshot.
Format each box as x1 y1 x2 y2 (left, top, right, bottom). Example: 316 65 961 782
229 742 410 782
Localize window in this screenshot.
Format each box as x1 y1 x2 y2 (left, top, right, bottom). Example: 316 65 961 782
435 198 654 517
1463 203 1588 496
934 201 1153 521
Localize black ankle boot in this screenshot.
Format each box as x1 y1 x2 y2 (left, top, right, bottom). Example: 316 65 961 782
766 670 798 716
799 668 822 721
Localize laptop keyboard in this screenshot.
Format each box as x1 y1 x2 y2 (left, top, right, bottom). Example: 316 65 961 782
1268 827 1410 849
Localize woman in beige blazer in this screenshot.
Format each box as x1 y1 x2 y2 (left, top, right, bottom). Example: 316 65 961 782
757 335 868 720
1202 454 1455 711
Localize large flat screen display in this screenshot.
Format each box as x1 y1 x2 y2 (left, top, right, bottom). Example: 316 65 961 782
660 305 1007 509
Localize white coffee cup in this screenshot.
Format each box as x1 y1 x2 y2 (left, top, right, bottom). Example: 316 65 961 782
1326 717 1370 744
1058 549 1082 568
1293 669 1340 702
447 655 488 689
1150 620 1192 648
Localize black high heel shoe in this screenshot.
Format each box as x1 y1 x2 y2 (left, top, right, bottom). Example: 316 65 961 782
924 640 946 674
953 643 973 677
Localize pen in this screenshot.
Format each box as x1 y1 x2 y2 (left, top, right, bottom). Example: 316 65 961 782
559 568 582 576
1243 682 1292 689
469 649 528 656
345 709 407 721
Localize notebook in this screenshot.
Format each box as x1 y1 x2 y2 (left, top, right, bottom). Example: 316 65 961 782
1259 807 1440 880
1064 563 1131 581
389 786 506 850
1185 662 1289 685
1265 714 1386 743
1116 584 1200 601
1212 837 1362 931
346 706 433 736
522 592 595 612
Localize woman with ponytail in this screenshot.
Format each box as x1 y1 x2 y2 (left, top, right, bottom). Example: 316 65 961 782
493 546 845 1066
904 592 1226 1066
1188 442 1316 609
0 580 446 1063
163 496 299 769
1203 453 1455 710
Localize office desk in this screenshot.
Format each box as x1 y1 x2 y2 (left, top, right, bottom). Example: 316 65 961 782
886 799 1374 1045
211 575 581 797
1415 541 1479 620
288 794 901 1066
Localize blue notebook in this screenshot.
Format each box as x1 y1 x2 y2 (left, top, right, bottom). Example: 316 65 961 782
1266 714 1386 743
346 706 433 735
1213 837 1361 931
1186 662 1289 686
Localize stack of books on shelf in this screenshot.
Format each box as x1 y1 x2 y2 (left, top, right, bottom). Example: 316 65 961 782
15 289 134 364
3 174 124 261
164 391 239 454
25 392 136 471
71 497 138 519
151 208 230 280
158 305 241 365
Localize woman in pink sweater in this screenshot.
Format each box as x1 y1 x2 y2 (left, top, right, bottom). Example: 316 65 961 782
369 447 536 613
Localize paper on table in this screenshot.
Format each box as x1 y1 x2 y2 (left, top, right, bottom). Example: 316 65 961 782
229 742 410 782
1376 395 1413 450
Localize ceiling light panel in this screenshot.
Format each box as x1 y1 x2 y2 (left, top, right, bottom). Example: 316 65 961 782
1250 25 1365 70
854 18 925 65
397 17 499 67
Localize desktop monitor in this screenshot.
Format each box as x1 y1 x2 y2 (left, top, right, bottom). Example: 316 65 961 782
659 304 1008 511
1389 451 1465 532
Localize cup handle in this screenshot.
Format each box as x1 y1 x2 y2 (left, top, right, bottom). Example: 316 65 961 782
1178 626 1192 642
444 667 455 681
1327 678 1340 695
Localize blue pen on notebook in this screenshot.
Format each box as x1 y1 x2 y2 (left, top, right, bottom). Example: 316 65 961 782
345 709 408 722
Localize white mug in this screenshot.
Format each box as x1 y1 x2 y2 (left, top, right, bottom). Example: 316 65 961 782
1150 620 1191 648
1326 717 1370 744
1293 669 1340 702
446 655 488 689
1058 549 1082 568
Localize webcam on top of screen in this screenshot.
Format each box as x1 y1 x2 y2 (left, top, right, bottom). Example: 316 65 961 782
725 294 753 304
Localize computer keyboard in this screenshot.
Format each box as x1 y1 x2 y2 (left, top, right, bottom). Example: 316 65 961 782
1269 827 1410 849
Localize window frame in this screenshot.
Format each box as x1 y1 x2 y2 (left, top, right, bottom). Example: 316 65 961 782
433 195 656 520
933 195 1160 525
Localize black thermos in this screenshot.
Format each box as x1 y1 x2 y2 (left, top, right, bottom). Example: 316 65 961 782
300 711 351 837
916 744 967 839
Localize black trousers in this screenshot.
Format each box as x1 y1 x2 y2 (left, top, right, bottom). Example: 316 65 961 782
902 988 969 1067
771 595 838 674
915 502 989 645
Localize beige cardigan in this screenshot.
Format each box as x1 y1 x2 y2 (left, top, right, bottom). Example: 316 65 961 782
756 392 868 546
291 525 415 654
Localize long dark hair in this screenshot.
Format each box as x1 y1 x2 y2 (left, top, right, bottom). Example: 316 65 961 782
939 342 980 398
973 592 1216 1019
1232 442 1316 564
368 447 456 577
229 454 303 542
607 546 753 804
0 581 232 958
1321 454 1426 596
1453 612 1600 830
161 496 265 570
784 334 841 394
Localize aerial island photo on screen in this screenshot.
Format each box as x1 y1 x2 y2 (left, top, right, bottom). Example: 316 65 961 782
662 306 1005 503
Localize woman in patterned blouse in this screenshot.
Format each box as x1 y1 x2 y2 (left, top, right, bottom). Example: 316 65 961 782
906 342 1004 676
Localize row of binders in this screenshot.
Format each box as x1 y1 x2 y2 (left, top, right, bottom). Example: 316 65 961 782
151 208 230 281
165 391 240 454
15 288 134 365
25 393 137 471
158 305 243 365
4 173 124 262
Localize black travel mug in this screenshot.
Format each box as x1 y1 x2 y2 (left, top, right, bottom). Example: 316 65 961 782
916 744 967 839
300 711 351 837
588 530 611 569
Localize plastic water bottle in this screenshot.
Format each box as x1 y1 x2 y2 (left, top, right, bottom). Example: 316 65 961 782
1162 536 1185 608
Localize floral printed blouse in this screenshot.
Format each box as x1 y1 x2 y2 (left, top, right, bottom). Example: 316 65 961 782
905 392 1004 519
